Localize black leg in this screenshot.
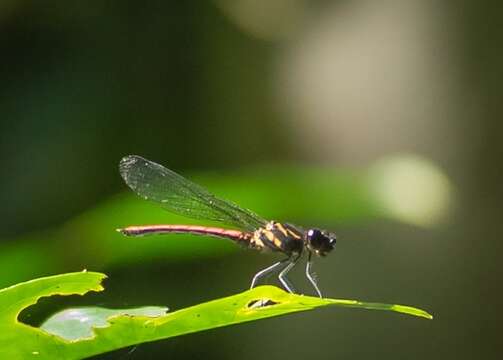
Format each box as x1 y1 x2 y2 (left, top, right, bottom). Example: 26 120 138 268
278 254 301 293
306 251 323 298
250 257 290 289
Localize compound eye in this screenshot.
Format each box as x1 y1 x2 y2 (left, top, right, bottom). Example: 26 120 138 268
307 229 325 249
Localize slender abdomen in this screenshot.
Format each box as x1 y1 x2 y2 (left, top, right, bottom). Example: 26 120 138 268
118 224 252 243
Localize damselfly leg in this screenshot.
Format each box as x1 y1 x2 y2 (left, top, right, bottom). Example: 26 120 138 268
250 258 291 289
306 251 322 298
278 254 301 293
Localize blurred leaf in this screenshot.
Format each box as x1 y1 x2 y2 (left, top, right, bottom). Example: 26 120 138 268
1 271 431 359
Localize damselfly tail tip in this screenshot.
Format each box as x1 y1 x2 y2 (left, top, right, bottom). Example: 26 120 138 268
117 227 144 237
116 227 128 235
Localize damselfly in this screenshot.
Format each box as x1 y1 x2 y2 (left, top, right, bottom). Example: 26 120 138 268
118 155 337 297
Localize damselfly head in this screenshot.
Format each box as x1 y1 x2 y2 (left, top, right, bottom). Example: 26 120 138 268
306 229 336 256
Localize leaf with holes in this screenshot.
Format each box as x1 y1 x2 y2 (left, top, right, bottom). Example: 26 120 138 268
0 271 432 359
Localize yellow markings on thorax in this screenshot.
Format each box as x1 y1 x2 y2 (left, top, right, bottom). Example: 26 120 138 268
286 228 302 239
275 223 289 237
250 232 265 249
271 233 283 249
261 228 283 249
276 221 303 240
263 229 275 241
250 222 303 252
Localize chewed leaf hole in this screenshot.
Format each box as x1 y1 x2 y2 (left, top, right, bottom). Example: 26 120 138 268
19 294 94 328
247 298 279 309
40 306 169 341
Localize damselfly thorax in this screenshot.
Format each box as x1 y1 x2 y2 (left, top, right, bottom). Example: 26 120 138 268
249 222 304 254
118 155 337 297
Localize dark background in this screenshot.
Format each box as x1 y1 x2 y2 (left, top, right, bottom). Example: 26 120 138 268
1 1 501 359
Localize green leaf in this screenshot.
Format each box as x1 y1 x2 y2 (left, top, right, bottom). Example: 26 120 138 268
0 271 432 360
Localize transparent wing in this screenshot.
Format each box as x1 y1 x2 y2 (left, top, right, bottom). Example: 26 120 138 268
119 155 267 231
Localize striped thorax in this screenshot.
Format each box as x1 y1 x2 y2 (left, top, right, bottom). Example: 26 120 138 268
249 221 304 255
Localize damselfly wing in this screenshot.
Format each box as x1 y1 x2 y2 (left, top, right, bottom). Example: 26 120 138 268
118 155 336 297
